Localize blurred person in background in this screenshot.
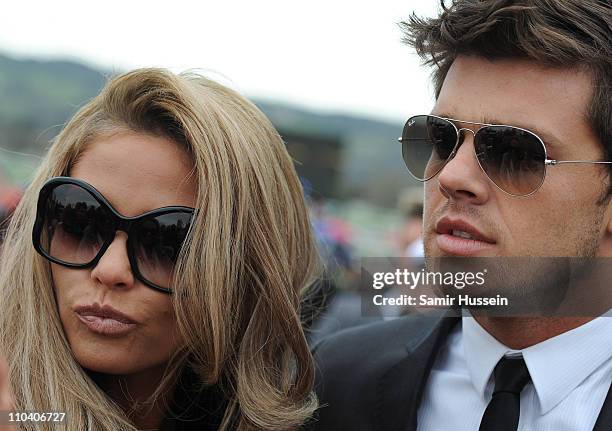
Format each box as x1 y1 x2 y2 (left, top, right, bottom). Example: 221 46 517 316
395 188 424 258
0 69 320 431
308 191 354 276
0 177 22 243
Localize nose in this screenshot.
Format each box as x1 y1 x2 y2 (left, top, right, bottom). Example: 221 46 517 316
436 128 490 204
90 231 135 289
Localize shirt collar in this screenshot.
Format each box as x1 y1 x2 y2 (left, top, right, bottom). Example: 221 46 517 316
462 314 612 414
462 315 517 401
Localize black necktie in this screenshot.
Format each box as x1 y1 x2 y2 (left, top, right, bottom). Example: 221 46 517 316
479 357 532 431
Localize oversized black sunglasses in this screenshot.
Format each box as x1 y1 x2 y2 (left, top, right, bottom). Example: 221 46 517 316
32 177 195 293
399 114 612 196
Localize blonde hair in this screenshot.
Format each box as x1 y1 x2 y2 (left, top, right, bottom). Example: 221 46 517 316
0 69 320 430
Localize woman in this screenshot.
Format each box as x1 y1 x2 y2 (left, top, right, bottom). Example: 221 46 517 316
0 69 320 430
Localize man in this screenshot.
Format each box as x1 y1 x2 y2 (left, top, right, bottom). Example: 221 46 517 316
310 1 612 430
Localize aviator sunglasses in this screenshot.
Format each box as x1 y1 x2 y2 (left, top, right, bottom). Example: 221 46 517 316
399 114 612 196
32 177 195 293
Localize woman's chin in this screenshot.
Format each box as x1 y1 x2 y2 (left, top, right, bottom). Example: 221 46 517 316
72 347 150 375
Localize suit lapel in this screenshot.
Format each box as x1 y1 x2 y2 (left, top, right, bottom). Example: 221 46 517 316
593 380 612 430
374 310 612 431
376 312 460 431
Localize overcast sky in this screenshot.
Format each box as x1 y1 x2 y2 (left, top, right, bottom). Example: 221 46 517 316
1 0 441 122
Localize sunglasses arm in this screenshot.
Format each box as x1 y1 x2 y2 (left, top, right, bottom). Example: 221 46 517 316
545 159 612 166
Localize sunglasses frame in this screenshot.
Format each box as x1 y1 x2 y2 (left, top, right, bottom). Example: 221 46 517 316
32 176 195 294
399 114 612 197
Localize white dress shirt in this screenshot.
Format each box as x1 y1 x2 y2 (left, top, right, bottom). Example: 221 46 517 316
417 314 612 430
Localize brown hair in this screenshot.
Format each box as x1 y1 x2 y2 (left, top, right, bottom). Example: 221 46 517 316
401 0 612 195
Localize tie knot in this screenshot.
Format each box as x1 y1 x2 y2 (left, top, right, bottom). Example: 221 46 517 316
492 357 531 396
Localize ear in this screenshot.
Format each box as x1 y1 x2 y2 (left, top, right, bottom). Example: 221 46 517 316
599 197 612 257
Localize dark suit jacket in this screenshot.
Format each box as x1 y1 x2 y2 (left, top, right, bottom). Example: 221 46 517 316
309 312 612 431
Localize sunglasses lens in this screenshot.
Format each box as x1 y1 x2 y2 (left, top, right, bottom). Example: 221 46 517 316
401 115 457 180
39 184 114 265
474 126 546 196
132 212 192 289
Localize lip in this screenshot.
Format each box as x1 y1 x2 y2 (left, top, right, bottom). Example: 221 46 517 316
435 216 496 256
74 304 137 336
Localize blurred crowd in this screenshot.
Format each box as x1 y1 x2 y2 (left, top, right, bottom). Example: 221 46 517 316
304 185 424 344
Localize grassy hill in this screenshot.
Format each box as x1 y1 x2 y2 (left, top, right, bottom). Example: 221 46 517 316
0 54 107 154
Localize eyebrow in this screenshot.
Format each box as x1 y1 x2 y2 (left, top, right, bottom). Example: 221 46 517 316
431 112 563 149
